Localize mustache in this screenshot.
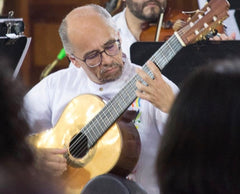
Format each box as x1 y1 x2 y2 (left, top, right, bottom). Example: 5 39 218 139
100 63 120 74
142 0 164 9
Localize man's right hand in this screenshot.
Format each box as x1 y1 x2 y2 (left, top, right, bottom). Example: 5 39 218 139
36 148 68 176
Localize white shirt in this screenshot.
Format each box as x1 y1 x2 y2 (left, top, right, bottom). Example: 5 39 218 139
25 58 179 194
198 0 240 39
113 8 136 60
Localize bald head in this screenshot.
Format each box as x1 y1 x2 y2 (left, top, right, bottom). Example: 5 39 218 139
59 4 117 54
66 5 106 21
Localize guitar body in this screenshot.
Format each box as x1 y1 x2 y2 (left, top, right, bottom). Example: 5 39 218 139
29 94 141 194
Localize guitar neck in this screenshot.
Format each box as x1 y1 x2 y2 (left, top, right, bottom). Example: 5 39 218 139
84 33 183 147
149 33 183 70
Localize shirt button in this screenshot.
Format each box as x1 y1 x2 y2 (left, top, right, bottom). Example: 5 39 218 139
99 87 103 91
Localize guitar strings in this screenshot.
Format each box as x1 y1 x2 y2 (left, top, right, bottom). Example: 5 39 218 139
68 79 138 159
66 77 138 158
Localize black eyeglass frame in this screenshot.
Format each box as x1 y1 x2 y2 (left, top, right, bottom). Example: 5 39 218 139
72 39 121 68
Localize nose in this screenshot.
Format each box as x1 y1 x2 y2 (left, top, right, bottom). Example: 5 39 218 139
100 51 113 66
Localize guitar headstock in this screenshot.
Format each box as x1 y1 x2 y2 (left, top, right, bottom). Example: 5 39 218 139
177 0 230 45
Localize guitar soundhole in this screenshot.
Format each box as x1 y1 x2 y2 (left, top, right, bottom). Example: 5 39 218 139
69 132 89 158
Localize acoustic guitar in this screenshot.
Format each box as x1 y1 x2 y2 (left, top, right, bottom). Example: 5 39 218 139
29 0 230 193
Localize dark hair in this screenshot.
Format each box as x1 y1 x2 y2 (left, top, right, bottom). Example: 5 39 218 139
0 59 34 166
0 58 64 193
157 59 240 194
0 164 63 194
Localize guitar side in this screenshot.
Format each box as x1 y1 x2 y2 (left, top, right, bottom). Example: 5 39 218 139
28 94 141 194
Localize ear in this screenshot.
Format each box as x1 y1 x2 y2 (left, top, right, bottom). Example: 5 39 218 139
67 53 81 68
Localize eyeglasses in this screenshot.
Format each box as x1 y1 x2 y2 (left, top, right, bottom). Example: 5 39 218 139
72 39 121 68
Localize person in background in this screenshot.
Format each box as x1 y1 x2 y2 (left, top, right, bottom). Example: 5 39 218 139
112 0 236 60
24 4 179 194
0 56 33 172
157 58 240 194
112 0 167 59
0 57 63 193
